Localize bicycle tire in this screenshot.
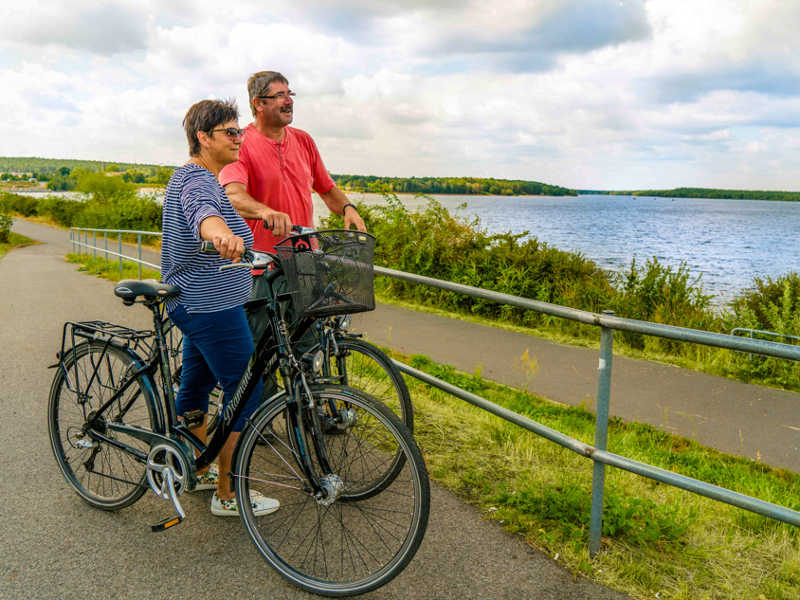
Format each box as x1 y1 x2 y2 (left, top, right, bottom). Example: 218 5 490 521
233 384 429 597
322 337 413 432
48 341 160 510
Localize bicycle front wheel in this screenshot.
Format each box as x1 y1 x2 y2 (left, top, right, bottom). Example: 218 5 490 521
48 341 159 510
323 337 413 431
233 385 429 597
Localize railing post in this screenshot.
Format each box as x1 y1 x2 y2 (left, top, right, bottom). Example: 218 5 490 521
103 232 108 263
137 233 142 279
589 309 615 556
118 233 123 278
92 231 97 259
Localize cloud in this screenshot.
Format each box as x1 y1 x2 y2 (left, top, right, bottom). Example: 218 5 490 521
640 0 800 102
1 2 149 54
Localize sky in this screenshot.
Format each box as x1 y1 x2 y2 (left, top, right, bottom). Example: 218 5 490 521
1 0 799 190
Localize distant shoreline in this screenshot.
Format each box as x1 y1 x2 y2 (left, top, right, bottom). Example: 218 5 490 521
2 156 799 201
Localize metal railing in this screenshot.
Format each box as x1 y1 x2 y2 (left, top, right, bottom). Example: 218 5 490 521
70 227 161 279
373 265 800 556
70 228 800 556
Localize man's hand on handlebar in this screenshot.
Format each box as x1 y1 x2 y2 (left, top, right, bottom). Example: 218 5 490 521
211 234 245 262
262 210 292 239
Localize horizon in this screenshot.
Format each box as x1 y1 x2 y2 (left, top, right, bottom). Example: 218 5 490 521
3 155 800 194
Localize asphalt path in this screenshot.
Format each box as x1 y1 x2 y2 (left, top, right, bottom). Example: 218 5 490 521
2 219 630 599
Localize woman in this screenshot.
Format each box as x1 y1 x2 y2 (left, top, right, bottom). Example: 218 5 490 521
161 99 277 517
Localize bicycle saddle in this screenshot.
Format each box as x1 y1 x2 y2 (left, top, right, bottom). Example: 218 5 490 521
114 279 181 305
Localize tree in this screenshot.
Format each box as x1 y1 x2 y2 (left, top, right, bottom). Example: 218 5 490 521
75 170 136 203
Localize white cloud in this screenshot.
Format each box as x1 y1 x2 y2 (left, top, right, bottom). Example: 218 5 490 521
1 1 149 54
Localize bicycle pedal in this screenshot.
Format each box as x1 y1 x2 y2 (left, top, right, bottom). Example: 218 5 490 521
151 514 184 532
182 409 204 429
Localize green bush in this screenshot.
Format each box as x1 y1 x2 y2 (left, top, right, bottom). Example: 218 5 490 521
324 195 614 336
0 192 39 216
36 196 84 227
0 212 12 243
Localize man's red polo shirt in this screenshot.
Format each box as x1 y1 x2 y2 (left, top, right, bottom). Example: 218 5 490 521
219 124 335 252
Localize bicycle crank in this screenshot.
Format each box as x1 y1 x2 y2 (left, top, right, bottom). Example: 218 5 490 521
146 442 189 532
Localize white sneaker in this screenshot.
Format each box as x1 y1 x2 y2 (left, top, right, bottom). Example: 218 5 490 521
211 490 280 517
191 464 219 492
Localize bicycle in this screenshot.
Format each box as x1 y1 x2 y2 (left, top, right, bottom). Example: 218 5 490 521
48 229 430 597
169 229 413 438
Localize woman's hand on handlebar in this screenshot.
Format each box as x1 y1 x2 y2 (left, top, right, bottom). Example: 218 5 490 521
211 234 245 263
262 209 292 239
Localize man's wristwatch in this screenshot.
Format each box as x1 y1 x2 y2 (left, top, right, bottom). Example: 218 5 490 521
342 203 357 214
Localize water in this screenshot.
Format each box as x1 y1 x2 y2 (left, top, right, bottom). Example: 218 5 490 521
344 192 800 306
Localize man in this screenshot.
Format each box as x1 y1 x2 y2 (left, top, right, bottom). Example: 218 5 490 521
219 70 366 250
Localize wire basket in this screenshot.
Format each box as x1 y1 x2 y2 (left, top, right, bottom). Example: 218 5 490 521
275 230 376 318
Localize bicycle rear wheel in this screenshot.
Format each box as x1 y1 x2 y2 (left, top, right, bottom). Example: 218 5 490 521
48 341 159 510
234 385 429 597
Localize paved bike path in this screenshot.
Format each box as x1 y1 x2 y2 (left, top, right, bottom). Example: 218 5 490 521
2 219 629 599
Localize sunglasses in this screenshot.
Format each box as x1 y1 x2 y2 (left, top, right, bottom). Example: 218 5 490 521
209 127 245 138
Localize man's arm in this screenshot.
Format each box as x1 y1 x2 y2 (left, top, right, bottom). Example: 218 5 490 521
224 182 292 238
319 186 367 232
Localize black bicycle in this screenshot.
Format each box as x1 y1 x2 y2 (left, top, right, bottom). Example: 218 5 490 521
169 230 413 438
47 229 430 597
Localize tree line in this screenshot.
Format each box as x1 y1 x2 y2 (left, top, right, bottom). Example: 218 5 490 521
582 187 800 202
333 174 576 196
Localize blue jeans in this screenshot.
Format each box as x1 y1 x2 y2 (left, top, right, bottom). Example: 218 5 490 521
168 304 263 432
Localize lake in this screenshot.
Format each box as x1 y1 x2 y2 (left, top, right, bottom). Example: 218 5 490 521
339 192 800 306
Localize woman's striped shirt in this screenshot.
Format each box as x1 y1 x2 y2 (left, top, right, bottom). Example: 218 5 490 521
161 164 253 314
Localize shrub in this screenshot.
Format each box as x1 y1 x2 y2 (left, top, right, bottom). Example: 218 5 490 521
0 192 39 216
0 212 12 243
36 196 84 227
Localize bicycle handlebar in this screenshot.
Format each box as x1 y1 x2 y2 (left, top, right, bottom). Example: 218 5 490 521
199 241 275 271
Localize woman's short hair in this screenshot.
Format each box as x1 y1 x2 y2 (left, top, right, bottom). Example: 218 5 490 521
247 71 289 116
183 99 239 156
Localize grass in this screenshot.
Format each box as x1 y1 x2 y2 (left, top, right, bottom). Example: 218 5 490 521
65 253 161 281
0 231 37 258
397 352 800 600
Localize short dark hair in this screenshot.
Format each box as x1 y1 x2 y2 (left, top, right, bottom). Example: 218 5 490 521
247 71 289 116
183 99 239 156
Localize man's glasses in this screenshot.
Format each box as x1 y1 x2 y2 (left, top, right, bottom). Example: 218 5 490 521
209 127 245 138
258 91 296 101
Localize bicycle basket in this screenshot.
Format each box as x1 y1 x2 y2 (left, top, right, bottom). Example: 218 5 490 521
275 230 376 318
